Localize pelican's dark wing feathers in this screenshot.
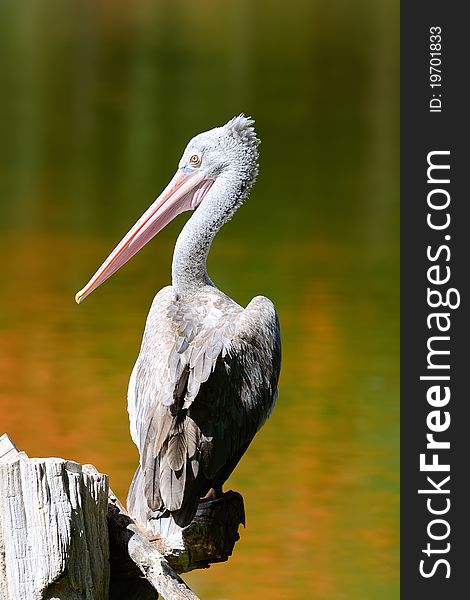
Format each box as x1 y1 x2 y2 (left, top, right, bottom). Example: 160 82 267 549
127 285 280 534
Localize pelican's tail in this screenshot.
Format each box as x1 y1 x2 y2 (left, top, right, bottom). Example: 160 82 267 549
126 464 191 540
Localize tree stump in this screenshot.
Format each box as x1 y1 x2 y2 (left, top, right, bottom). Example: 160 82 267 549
0 436 109 600
0 434 245 600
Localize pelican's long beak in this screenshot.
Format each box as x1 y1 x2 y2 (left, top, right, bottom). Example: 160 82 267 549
75 169 213 304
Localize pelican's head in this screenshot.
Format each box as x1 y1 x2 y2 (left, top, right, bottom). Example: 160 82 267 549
75 114 259 304
179 114 259 183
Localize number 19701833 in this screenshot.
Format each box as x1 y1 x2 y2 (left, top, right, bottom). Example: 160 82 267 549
429 26 442 113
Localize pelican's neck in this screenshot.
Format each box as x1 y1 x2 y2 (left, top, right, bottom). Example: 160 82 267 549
171 173 249 292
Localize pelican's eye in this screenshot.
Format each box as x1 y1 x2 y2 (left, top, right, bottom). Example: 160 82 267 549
189 154 201 166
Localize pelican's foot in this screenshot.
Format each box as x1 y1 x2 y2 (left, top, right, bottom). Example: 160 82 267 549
200 487 223 503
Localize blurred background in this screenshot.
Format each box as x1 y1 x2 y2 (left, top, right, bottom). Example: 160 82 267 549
0 1 398 598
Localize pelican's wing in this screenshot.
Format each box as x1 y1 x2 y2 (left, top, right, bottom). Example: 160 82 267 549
127 286 177 453
188 295 281 488
127 288 281 530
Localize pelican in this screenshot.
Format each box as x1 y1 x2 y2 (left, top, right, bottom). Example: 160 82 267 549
76 115 281 538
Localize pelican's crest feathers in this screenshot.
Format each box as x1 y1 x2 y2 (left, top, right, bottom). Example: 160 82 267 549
224 114 260 148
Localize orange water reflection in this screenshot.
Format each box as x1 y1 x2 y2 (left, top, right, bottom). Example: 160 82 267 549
0 230 398 599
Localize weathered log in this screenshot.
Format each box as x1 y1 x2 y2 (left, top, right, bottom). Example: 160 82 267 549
0 435 109 600
106 485 244 599
0 435 245 600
